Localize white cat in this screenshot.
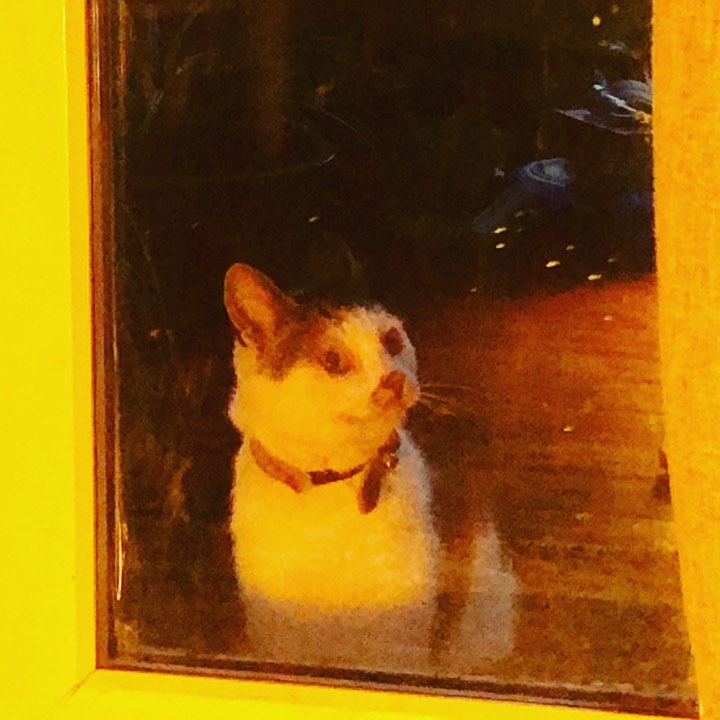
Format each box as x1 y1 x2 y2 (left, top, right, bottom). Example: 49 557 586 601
224 263 439 672
224 263 516 675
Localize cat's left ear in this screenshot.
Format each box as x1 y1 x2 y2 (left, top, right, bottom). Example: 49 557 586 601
224 263 298 354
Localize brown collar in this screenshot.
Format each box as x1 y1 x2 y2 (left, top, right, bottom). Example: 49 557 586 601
248 430 401 514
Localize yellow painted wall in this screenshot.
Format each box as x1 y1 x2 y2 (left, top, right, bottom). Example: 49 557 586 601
654 2 720 716
0 1 94 717
0 0 719 718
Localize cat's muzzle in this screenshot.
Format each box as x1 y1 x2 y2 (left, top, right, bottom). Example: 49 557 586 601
371 370 419 411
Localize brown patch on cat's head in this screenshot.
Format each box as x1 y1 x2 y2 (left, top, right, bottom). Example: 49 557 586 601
260 307 345 379
225 263 353 379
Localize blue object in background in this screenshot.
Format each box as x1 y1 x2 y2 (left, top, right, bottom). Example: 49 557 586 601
472 158 573 234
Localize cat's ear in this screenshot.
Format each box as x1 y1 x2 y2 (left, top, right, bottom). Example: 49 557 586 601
224 264 298 353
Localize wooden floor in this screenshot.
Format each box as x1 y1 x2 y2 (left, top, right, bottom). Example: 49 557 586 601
116 273 695 715
410 273 694 711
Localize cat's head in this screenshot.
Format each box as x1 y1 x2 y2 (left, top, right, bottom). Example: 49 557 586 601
224 263 419 470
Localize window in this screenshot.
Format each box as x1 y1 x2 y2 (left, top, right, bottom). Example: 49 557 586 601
85 1 700 715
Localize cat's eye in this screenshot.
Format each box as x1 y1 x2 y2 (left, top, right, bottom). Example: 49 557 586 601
320 349 350 376
381 327 405 356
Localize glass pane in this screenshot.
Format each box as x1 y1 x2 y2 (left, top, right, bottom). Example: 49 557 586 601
92 1 696 714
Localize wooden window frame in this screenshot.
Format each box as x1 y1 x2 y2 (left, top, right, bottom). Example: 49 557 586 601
2 0 717 717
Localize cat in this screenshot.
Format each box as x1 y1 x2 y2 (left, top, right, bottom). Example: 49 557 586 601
224 262 439 672
223 262 517 674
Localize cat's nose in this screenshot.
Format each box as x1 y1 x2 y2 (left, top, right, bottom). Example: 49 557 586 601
381 370 405 397
373 370 409 408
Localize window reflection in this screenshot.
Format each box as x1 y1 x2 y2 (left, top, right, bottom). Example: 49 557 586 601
97 1 695 714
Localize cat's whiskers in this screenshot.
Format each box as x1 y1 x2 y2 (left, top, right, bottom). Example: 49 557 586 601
422 380 484 397
417 387 483 419
417 395 460 418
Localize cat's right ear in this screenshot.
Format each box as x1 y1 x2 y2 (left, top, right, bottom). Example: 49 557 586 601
224 263 298 354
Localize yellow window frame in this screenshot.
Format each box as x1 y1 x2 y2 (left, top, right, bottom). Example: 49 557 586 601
1 1 717 718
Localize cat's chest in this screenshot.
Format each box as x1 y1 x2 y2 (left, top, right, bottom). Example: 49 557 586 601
229 434 437 608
